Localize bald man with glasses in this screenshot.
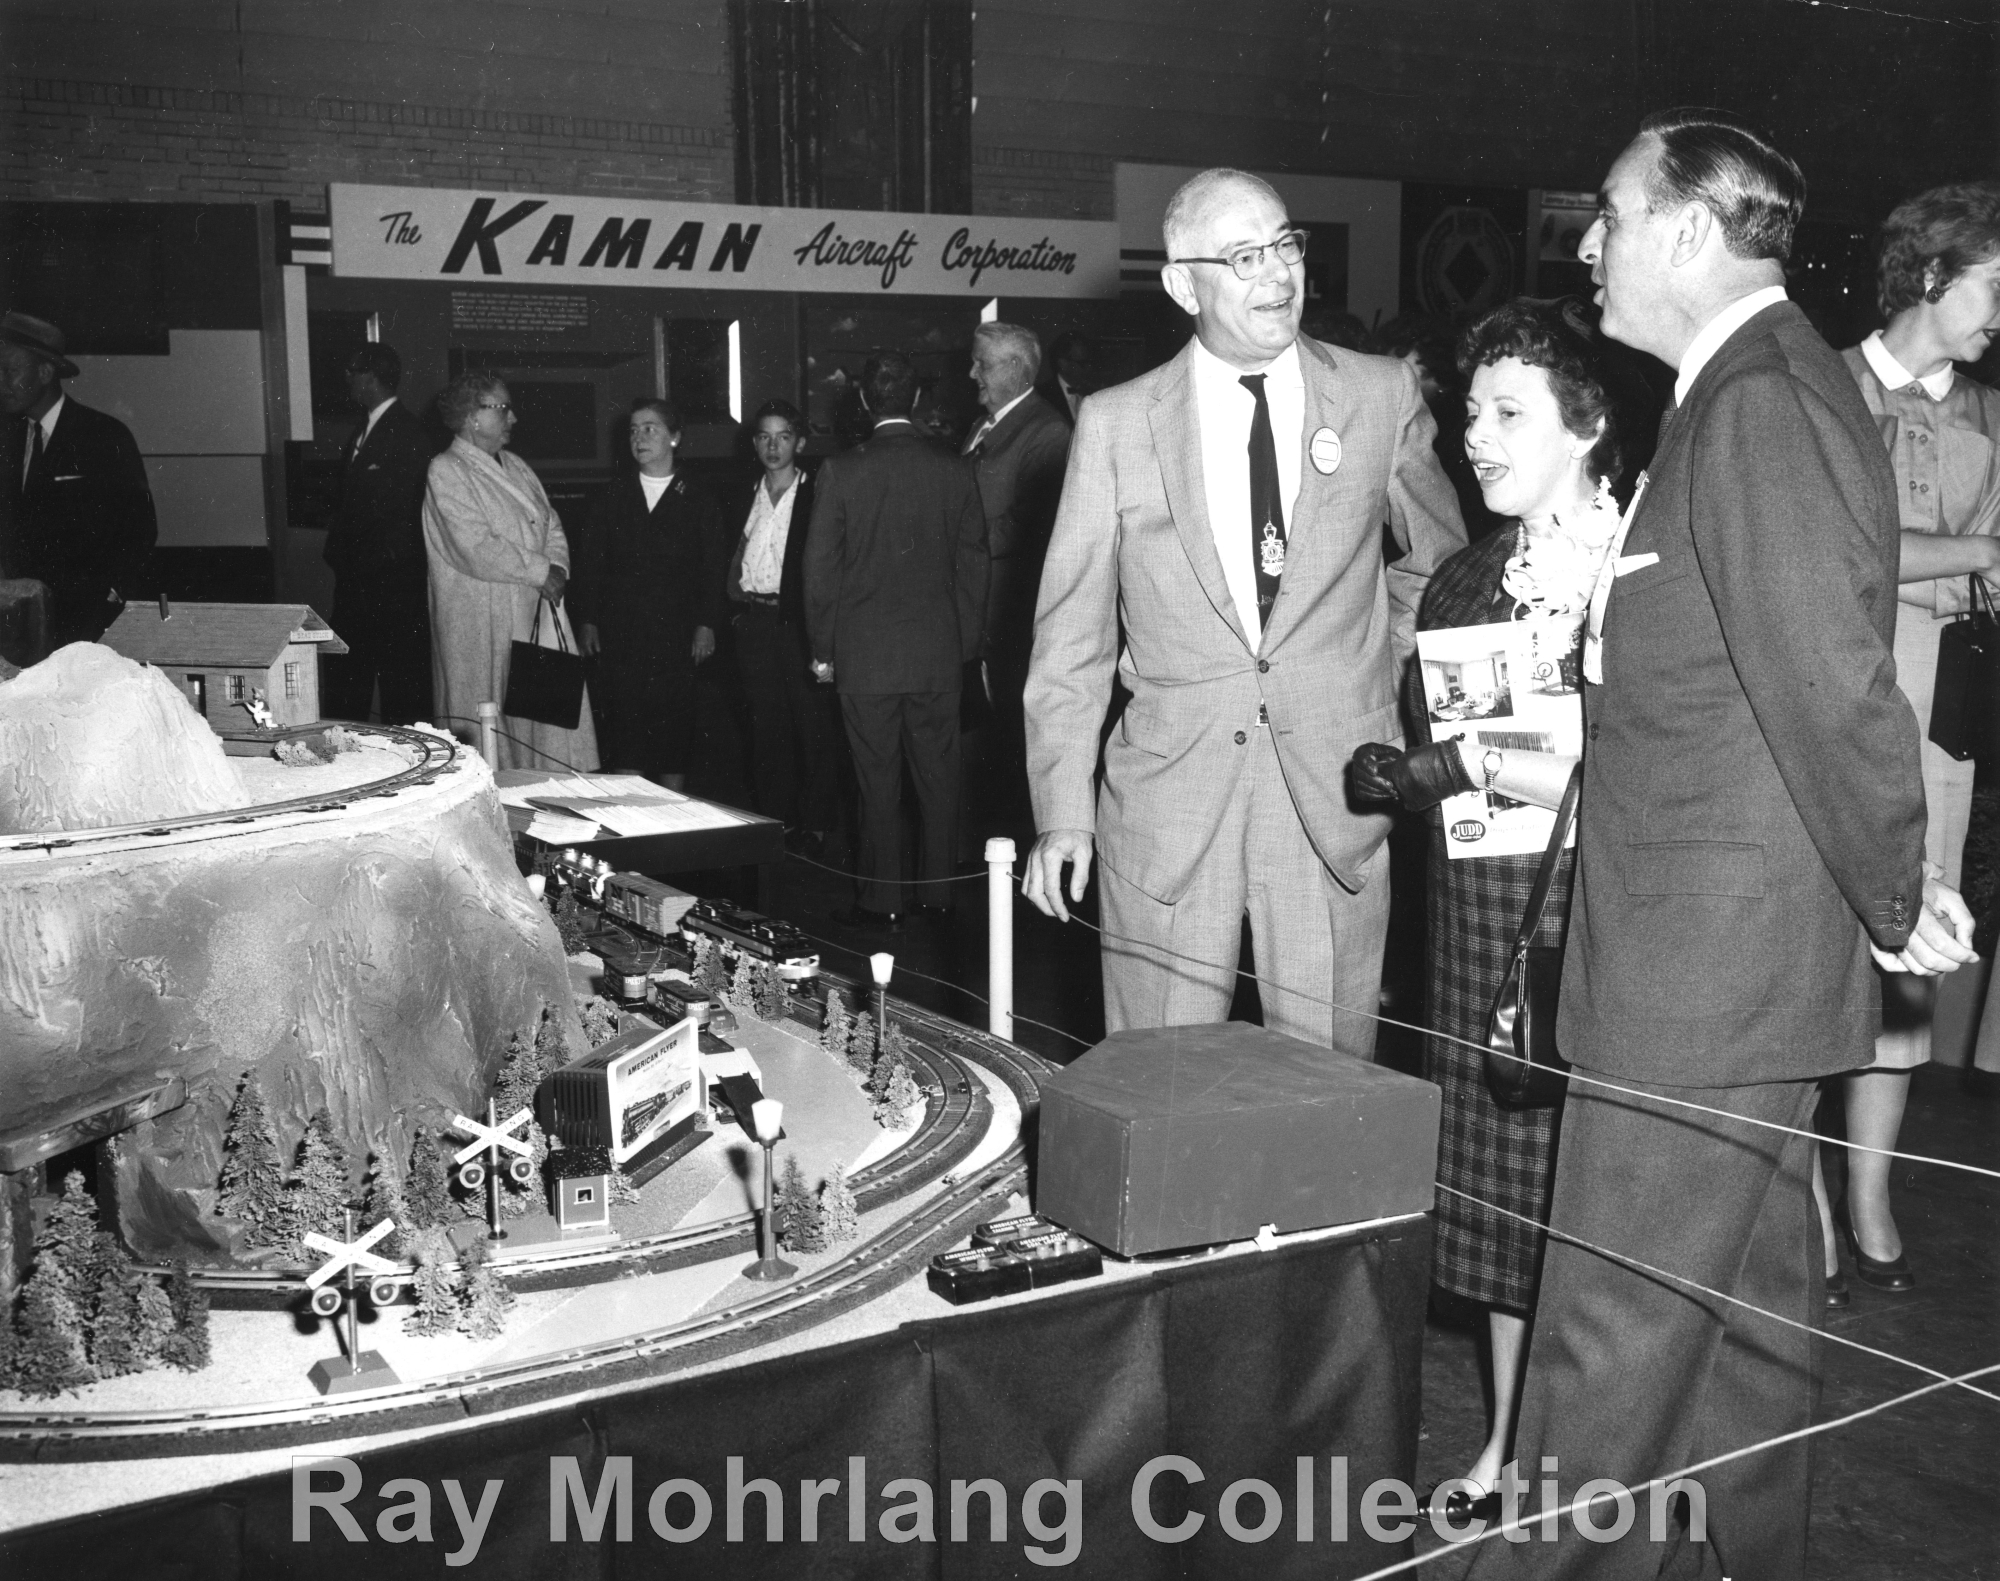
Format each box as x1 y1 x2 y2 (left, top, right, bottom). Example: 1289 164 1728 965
1023 167 1466 1054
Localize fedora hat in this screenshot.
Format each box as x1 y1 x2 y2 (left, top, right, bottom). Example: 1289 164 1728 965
0 312 79 379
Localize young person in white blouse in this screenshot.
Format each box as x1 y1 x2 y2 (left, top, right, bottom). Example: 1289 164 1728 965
726 398 841 849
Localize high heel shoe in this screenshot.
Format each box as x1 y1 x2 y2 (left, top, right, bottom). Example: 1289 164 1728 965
1839 1212 1914 1293
1421 1485 1502 1526
1823 1268 1850 1309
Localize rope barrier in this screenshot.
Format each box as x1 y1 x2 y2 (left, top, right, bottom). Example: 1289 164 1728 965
432 714 590 775
1060 912 2000 1186
782 848 985 886
1437 1183 2000 1411
1340 1360 2000 1579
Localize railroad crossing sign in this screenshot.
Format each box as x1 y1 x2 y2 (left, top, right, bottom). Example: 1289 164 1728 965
303 1216 398 1289
452 1107 534 1163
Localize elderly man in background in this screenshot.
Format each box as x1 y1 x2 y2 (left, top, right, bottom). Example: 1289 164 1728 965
0 310 156 651
1023 167 1464 1053
964 320 1072 835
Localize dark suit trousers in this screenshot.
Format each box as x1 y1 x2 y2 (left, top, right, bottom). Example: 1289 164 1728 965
325 574 433 725
840 690 959 913
1467 1073 1819 1581
733 603 841 831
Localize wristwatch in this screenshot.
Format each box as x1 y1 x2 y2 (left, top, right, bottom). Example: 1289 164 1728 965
1480 748 1504 790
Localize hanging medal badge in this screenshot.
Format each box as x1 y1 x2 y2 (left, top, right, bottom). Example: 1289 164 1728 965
1260 521 1286 577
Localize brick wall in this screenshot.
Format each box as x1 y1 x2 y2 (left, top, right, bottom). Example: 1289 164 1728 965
0 76 733 207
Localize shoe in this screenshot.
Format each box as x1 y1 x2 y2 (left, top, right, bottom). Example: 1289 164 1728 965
830 904 902 932
1421 1485 1501 1526
1824 1269 1850 1309
1839 1212 1914 1292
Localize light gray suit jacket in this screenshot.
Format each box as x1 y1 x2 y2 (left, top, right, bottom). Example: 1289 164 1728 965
1025 335 1466 904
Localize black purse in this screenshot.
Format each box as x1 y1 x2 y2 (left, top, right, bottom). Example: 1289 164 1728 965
1484 764 1583 1111
502 598 586 730
1927 575 2000 765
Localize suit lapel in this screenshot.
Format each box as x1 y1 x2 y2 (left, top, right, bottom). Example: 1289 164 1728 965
1149 345 1248 649
1263 339 1352 647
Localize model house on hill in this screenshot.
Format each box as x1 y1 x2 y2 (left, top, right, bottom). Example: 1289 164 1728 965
100 602 348 731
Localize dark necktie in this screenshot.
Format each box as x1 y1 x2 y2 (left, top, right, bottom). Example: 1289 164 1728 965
24 420 43 490
1239 374 1286 618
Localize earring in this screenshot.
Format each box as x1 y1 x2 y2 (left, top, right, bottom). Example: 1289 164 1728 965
1926 282 1948 303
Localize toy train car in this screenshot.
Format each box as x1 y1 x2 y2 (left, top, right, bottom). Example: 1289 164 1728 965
683 899 820 979
601 872 697 938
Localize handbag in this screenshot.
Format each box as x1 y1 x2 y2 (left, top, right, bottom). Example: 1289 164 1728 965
1927 575 2000 765
502 598 586 731
1483 763 1583 1111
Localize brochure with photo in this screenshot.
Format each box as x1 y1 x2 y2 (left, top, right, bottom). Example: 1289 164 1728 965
1415 614 1586 859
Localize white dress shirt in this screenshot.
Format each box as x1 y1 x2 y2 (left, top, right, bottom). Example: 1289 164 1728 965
1673 284 1789 405
1191 335 1303 650
964 387 1033 454
354 395 395 452
1860 329 1955 401
739 472 800 595
22 393 64 485
638 470 673 511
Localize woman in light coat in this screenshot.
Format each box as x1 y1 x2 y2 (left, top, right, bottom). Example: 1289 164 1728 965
424 372 599 772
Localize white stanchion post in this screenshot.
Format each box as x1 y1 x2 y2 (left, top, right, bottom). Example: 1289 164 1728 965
477 700 500 767
986 836 1015 1041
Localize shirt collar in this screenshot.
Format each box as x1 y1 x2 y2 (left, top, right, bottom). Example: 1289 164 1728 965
1191 334 1303 397
37 393 66 440
1860 329 1954 401
979 388 1034 432
872 416 917 432
1674 285 1789 405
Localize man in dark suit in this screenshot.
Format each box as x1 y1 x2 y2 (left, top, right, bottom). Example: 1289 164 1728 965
321 343 434 723
1465 110 1975 1580
964 321 1071 831
804 353 988 926
0 310 156 650
726 397 842 850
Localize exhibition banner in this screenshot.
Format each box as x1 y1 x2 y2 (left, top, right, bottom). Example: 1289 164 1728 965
329 184 1121 299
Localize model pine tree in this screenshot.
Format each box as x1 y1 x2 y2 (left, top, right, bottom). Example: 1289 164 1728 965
216 1070 287 1244
11 1273 94 1397
773 1154 812 1250
159 1260 212 1372
870 1054 923 1130
535 1002 574 1072
693 935 729 998
820 1164 860 1246
404 1124 454 1231
755 961 787 1022
403 1226 462 1337
492 1028 540 1121
37 1172 99 1302
283 1108 352 1260
579 994 622 1048
456 1241 515 1341
501 1119 549 1219
132 1278 176 1365
84 1236 146 1378
845 1009 879 1082
553 888 589 954
820 988 852 1054
728 955 757 1018
360 1149 413 1258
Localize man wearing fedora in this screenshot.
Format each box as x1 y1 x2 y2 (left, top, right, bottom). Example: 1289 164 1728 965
0 310 157 650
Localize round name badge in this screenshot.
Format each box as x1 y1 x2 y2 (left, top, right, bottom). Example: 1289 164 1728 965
1310 427 1343 475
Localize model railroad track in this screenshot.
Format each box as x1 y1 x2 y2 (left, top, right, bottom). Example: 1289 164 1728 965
0 999 1056 1459
1 723 463 855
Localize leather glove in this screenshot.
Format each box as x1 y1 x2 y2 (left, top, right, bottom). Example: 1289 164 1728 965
1350 739 1475 812
1348 742 1407 803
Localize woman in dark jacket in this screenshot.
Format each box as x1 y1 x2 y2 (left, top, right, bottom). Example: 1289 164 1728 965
574 398 727 787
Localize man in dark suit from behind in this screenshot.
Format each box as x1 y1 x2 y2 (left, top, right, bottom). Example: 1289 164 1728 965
0 310 156 650
964 321 1072 831
804 352 988 926
1464 110 1976 1581
321 343 435 723
725 397 843 853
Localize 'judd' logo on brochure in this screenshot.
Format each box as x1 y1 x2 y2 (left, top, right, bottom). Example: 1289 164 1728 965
328 184 1120 299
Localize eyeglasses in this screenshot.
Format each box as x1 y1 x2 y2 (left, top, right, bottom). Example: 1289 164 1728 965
478 401 512 415
1171 229 1308 280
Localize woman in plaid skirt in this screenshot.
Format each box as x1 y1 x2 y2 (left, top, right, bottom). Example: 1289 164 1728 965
1352 299 1632 1522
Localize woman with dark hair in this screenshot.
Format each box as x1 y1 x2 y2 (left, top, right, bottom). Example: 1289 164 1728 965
1349 298 1626 1521
572 397 727 789
424 371 599 771
1823 181 2000 1296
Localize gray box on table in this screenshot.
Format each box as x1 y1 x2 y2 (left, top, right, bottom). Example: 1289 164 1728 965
1034 1021 1441 1257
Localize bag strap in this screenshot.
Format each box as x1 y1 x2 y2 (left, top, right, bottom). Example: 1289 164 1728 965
527 599 546 646
1968 574 1996 623
527 597 573 654
1509 763 1584 952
